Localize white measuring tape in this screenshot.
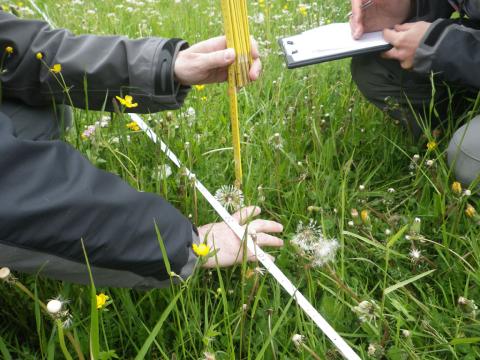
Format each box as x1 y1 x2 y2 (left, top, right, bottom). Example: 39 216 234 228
28 1 360 357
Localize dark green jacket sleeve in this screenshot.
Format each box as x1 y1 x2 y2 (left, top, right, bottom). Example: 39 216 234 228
0 110 199 289
0 11 190 113
413 1 480 88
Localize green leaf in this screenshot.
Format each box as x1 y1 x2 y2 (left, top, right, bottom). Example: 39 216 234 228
0 335 12 360
135 290 183 360
385 270 436 295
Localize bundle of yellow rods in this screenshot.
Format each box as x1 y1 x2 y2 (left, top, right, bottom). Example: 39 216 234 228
220 0 253 188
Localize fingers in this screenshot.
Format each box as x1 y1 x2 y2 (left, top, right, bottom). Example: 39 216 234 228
381 47 402 60
248 219 284 234
249 57 262 81
200 48 235 72
383 28 400 47
252 233 284 247
232 206 261 224
350 0 364 39
189 35 227 53
394 22 414 32
247 252 275 263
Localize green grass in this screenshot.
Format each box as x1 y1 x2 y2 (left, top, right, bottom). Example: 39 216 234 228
1 0 479 359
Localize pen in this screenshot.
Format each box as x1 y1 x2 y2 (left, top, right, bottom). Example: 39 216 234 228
346 0 374 18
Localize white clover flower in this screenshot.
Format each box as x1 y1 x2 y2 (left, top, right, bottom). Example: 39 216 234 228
353 300 379 323
214 185 244 212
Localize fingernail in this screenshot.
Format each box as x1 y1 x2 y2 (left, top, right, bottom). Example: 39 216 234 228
224 48 235 62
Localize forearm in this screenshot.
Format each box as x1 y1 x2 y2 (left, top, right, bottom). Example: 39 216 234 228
0 114 197 288
0 11 190 113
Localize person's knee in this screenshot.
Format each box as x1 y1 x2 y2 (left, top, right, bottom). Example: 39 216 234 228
447 115 480 185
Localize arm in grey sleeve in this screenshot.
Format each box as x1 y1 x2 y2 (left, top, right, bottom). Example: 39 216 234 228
0 11 190 113
0 113 198 289
414 18 480 89
411 0 454 21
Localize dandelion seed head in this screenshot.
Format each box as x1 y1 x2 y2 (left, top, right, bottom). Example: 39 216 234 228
47 299 63 315
214 185 244 212
409 248 422 262
0 267 11 281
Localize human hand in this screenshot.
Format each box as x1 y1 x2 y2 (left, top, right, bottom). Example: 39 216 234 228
197 206 284 268
174 36 262 86
350 0 412 39
382 22 431 69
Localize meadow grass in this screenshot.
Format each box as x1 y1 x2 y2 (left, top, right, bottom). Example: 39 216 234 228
0 0 479 359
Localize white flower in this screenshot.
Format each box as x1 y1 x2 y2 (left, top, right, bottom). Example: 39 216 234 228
253 12 265 24
402 329 411 338
409 248 422 263
353 300 379 323
464 189 472 196
385 229 392 236
387 188 396 193
0 267 11 281
359 184 365 191
291 334 304 349
214 185 244 212
47 299 63 315
269 132 283 150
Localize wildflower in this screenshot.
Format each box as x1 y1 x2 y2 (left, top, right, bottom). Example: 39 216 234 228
426 159 435 167
81 124 96 140
452 181 462 195
464 189 472 197
402 329 411 338
353 300 379 323
193 243 210 257
291 220 339 267
409 248 422 263
426 141 437 151
35 52 43 60
358 184 365 191
269 132 283 150
367 343 385 359
465 204 478 219
203 352 216 360
412 154 420 162
5 46 13 54
0 267 12 282
292 334 304 349
360 210 371 226
410 217 421 234
126 121 140 132
458 296 478 317
194 84 205 91
47 299 64 315
298 4 308 16
115 95 138 108
50 63 62 73
351 208 361 226
387 188 395 194
385 229 392 236
96 293 109 310
214 185 244 212
347 220 354 227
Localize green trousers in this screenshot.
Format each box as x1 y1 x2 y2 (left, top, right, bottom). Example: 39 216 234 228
351 55 480 185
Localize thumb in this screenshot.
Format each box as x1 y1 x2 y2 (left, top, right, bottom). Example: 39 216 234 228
200 48 236 70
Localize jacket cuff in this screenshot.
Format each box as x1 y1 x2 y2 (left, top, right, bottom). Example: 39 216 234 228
178 227 199 280
413 19 448 75
154 38 191 109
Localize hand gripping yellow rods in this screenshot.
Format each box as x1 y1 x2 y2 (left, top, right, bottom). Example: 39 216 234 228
220 0 253 188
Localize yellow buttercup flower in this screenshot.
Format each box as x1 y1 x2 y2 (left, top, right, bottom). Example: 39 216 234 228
50 63 62 73
192 243 210 257
126 121 140 132
96 293 109 309
298 5 308 16
427 141 437 151
452 181 462 195
115 95 138 108
465 204 477 219
5 46 13 54
194 84 205 91
36 52 43 60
